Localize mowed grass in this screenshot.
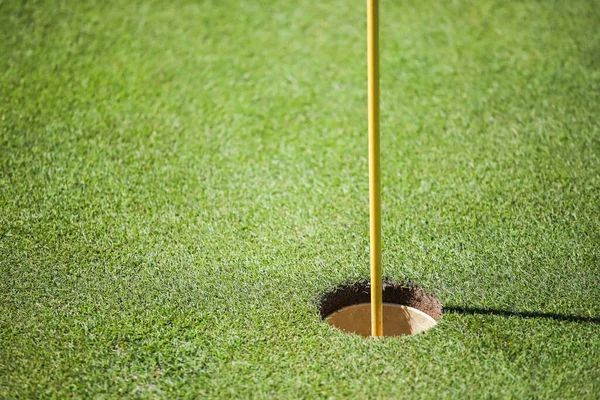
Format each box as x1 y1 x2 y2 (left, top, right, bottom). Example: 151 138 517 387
1 0 600 397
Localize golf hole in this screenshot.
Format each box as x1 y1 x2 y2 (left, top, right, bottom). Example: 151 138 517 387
320 280 442 337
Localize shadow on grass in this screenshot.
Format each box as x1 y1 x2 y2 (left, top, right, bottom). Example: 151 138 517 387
443 306 600 324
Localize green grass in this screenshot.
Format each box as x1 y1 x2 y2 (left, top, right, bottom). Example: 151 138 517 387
1 0 600 397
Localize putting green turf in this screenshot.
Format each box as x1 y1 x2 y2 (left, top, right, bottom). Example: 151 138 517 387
1 0 600 397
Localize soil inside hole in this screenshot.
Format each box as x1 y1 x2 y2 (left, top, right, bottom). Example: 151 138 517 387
319 280 442 337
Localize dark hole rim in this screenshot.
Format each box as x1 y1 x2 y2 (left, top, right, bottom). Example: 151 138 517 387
319 279 443 321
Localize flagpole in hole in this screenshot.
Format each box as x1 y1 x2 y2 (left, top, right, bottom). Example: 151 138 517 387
367 0 382 337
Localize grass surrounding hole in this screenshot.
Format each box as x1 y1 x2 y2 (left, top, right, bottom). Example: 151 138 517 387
1 0 600 398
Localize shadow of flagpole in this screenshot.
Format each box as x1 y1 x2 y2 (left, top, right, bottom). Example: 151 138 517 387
443 306 600 324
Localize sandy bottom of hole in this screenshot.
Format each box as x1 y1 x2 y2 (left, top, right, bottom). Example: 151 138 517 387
327 303 437 337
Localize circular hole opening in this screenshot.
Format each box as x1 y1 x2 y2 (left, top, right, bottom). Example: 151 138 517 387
320 280 442 337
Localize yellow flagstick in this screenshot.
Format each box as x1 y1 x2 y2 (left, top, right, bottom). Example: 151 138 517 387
367 0 382 337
